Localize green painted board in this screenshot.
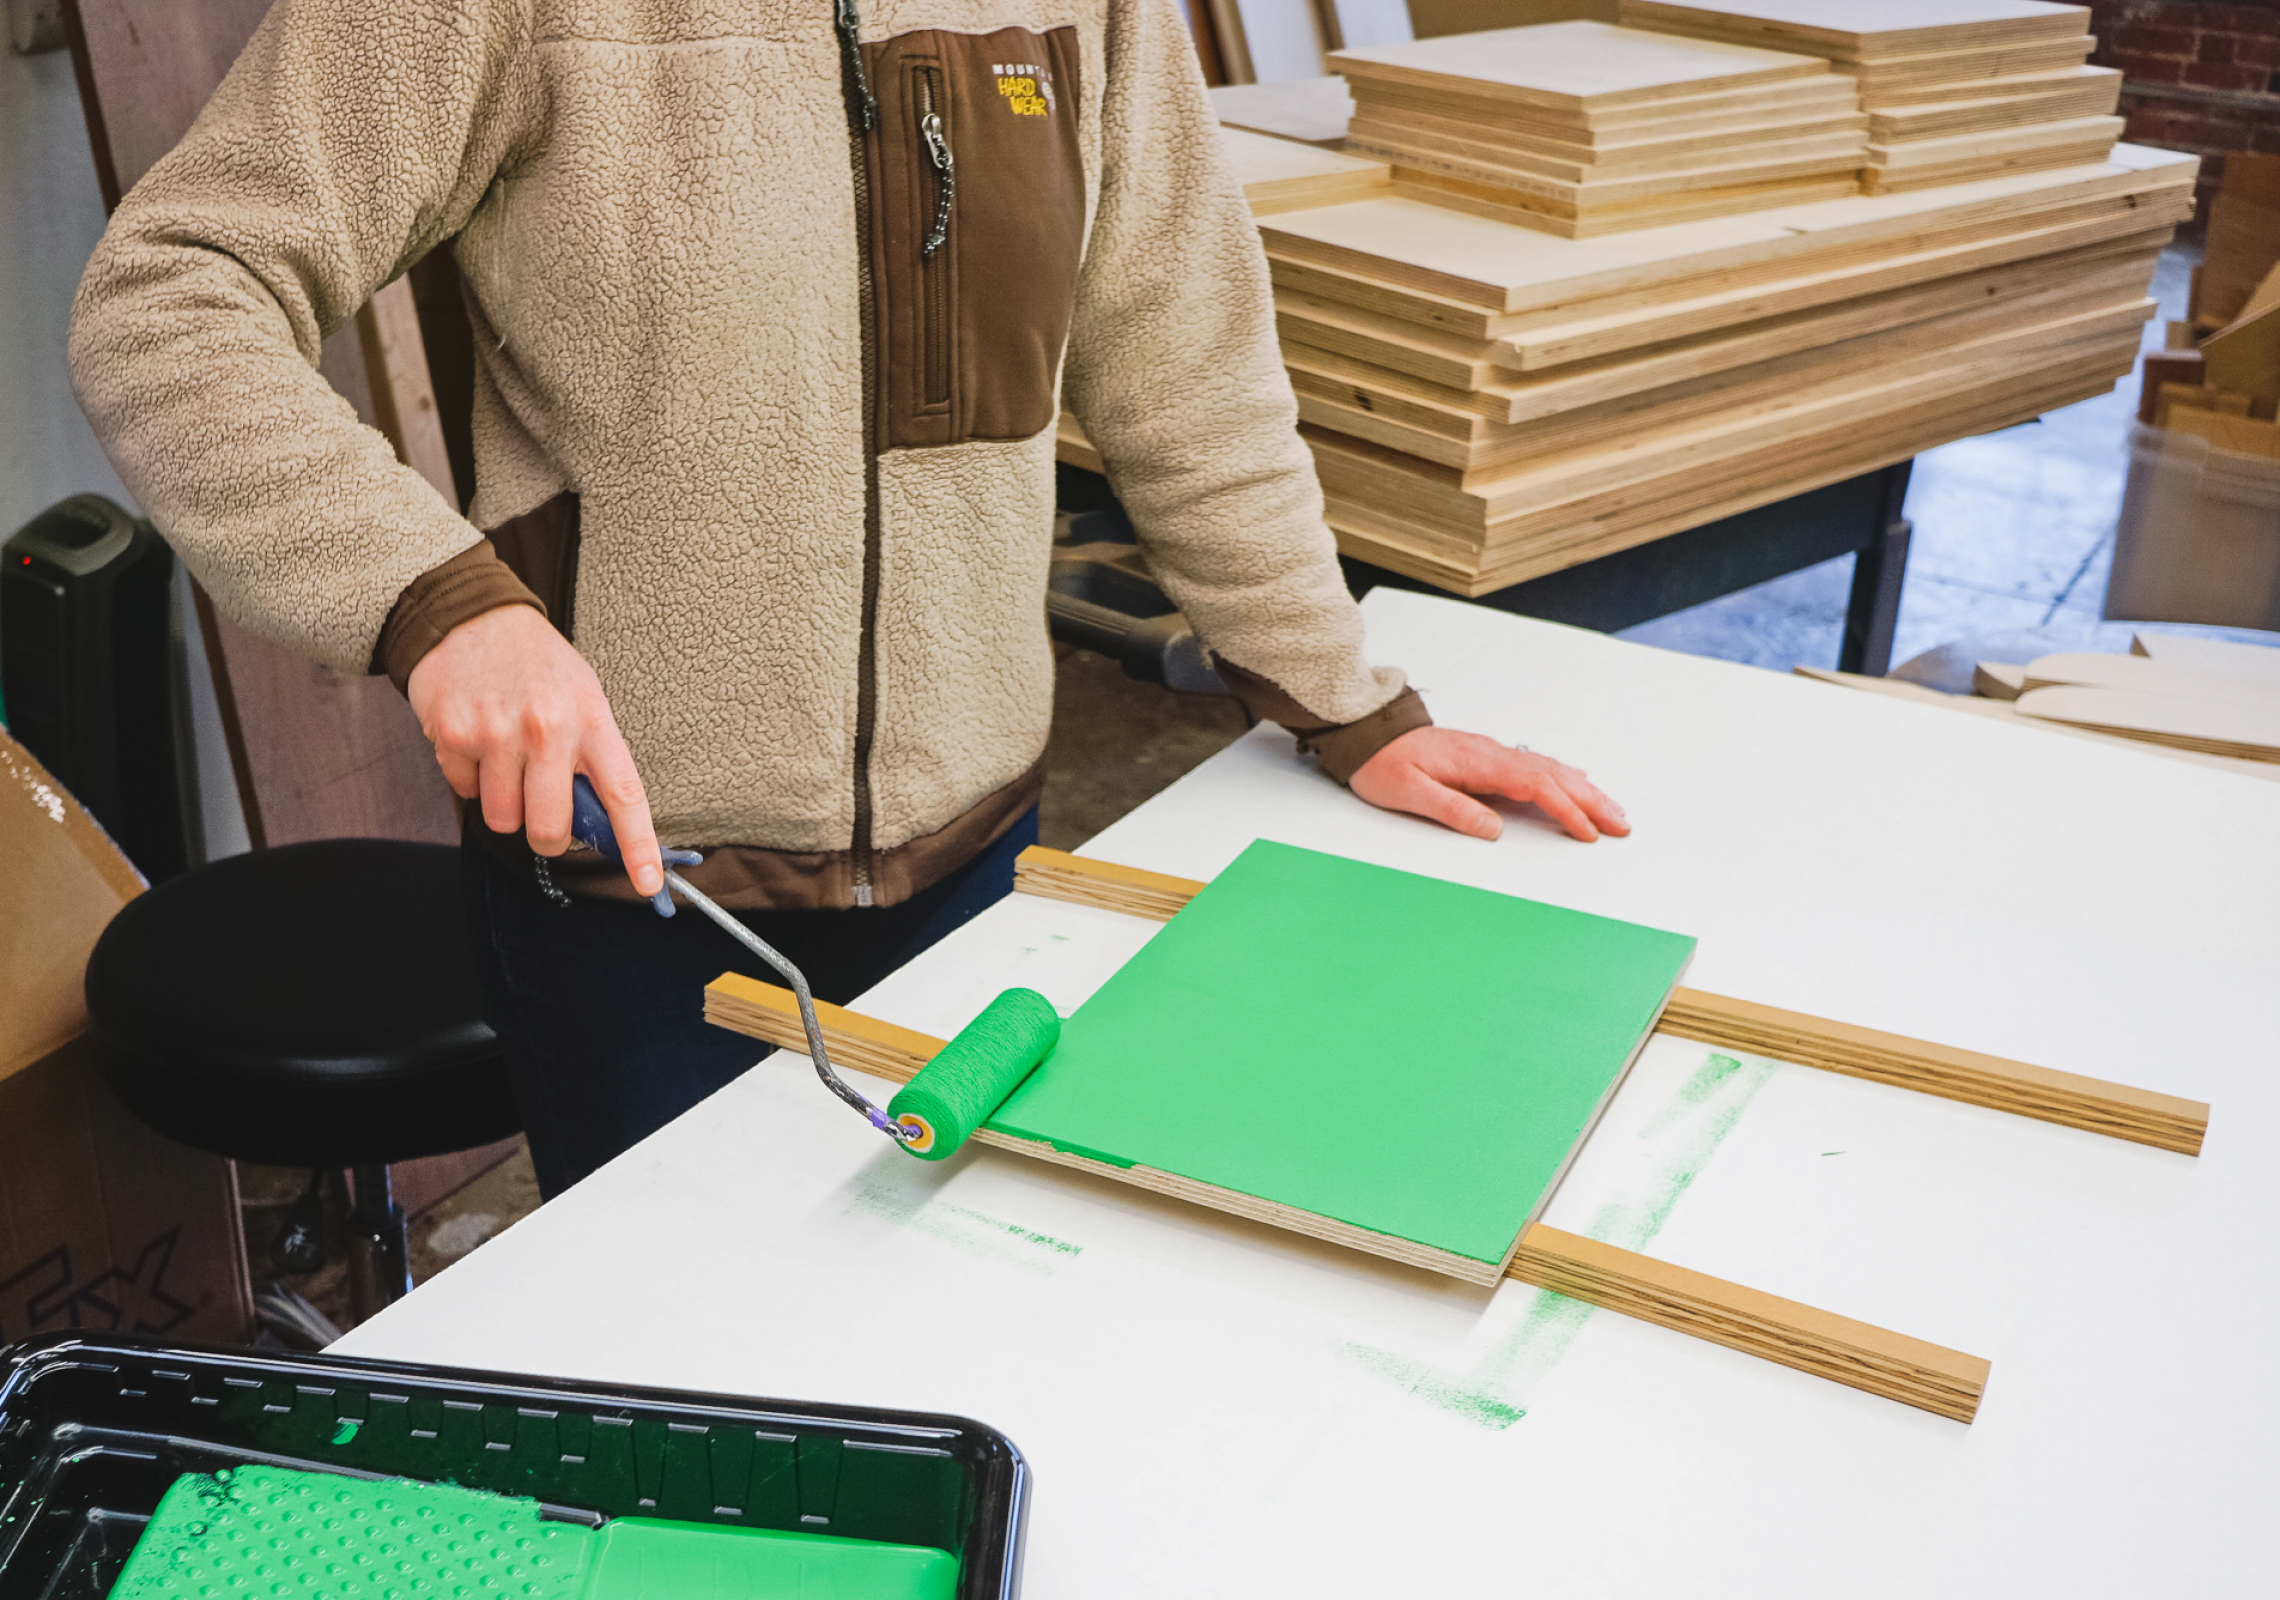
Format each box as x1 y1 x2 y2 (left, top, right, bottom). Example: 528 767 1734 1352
988 840 1695 1268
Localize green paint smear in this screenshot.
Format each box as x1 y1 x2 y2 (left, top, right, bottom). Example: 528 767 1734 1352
1341 1049 1777 1430
328 1418 359 1445
845 1167 1084 1272
990 841 1695 1264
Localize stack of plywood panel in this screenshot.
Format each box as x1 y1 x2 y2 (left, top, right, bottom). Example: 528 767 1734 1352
1619 0 2122 195
1062 123 2191 596
1328 21 1868 237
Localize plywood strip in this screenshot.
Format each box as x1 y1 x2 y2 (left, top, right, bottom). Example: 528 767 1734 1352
1508 1226 1988 1422
1659 991 2207 1155
1014 847 1205 920
702 966 1988 1420
1008 848 2205 1155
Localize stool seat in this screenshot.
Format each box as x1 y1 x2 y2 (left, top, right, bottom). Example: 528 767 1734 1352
85 839 518 1168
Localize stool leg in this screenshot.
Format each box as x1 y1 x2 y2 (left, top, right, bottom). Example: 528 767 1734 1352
345 1163 411 1322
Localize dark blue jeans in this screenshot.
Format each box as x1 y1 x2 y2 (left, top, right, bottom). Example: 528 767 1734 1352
463 812 1039 1198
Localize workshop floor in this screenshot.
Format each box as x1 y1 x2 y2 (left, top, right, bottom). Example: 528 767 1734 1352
1618 244 2198 671
248 248 2201 1337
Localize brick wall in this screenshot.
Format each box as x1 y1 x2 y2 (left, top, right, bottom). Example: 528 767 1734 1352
2089 0 2280 224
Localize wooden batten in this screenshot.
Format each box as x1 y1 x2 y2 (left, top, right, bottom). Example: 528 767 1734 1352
702 967 1989 1421
1508 1226 1989 1422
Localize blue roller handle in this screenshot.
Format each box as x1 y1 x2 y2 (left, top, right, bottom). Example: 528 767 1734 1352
569 773 697 917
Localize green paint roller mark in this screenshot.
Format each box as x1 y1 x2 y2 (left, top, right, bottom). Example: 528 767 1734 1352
1340 1050 1777 1429
844 1167 1084 1273
938 1203 1083 1258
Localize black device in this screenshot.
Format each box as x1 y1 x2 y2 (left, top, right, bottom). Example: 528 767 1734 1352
1 494 190 880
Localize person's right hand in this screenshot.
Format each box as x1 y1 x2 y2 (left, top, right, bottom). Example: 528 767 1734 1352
406 603 665 898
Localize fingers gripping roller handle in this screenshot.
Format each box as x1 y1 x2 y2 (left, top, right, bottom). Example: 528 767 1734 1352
566 775 921 1144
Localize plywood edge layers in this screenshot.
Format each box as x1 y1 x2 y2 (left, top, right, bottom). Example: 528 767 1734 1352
1509 1226 1988 1422
702 970 1987 1418
1661 989 2208 1154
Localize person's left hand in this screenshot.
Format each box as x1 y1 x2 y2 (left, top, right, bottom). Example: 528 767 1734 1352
1350 727 1629 843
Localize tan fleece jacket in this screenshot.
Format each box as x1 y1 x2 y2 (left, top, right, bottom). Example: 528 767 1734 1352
71 0 1427 907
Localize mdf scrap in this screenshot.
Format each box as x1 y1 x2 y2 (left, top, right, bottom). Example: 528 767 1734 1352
1618 0 2119 194
2012 649 2280 764
1328 21 1868 237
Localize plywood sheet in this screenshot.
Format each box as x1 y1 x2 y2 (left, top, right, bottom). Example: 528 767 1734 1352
1844 33 2094 89
1867 68 2117 140
1209 76 1354 144
1350 71 1859 137
1254 144 2192 317
1350 113 1867 182
1862 134 2121 194
1868 113 2122 170
1394 166 1862 238
1865 61 2117 108
986 840 1695 1273
1319 350 2129 590
1222 126 1393 213
1300 293 2150 470
1620 0 2088 62
1328 20 1831 111
1351 102 1869 169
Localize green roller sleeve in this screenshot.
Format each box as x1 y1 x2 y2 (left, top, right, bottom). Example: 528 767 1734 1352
889 988 1061 1160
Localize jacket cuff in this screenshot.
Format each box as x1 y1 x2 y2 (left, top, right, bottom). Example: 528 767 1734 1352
373 539 545 693
1215 660 1433 786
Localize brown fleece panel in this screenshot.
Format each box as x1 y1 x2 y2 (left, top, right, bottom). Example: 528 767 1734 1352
469 760 1045 912
864 26 1086 449
1217 660 1433 785
484 492 582 638
375 539 545 694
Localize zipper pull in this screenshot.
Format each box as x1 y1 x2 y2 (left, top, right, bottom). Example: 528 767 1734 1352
921 110 955 258
834 0 877 133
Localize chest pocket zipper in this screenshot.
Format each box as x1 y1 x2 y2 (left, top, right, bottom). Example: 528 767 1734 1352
915 66 954 408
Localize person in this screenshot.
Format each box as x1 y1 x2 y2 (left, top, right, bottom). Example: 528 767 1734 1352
71 0 1627 1198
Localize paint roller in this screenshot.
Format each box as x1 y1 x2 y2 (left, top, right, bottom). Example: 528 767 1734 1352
568 775 1055 1158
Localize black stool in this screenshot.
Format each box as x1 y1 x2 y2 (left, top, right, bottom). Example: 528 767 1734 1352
84 840 520 1323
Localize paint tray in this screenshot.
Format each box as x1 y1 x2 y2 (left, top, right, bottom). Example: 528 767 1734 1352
0 1334 1028 1599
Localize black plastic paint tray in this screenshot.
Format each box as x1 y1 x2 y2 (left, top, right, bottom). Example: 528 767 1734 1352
0 1334 1028 1599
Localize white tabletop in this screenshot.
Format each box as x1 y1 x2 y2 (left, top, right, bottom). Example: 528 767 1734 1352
341 590 2280 1595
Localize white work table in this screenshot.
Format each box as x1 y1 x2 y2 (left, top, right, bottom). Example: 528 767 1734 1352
340 590 2280 1595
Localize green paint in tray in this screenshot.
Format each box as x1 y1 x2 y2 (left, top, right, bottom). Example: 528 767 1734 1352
988 839 1696 1268
110 1464 959 1599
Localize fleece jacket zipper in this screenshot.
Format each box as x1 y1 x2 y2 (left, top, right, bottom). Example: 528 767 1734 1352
917 66 954 408
835 0 883 906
